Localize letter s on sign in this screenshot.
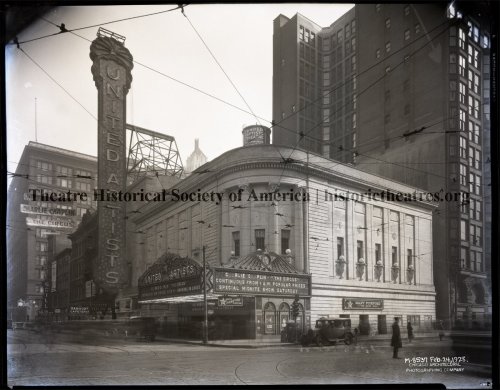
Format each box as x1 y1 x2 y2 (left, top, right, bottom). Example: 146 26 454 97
106 271 119 284
106 238 120 251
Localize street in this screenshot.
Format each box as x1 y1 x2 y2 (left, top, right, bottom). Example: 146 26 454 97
7 330 492 388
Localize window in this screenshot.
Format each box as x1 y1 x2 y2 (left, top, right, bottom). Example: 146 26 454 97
376 48 381 59
482 34 490 49
468 45 473 65
357 241 364 260
404 29 410 40
353 113 357 129
473 73 480 94
281 229 291 254
337 30 343 43
459 109 466 131
415 23 421 34
299 25 304 41
459 136 467 158
337 237 344 258
37 161 52 171
470 224 481 246
232 231 240 256
255 229 265 250
460 219 467 241
385 66 391 74
459 82 466 104
375 243 381 263
475 149 481 169
351 20 356 34
473 98 480 119
472 123 480 144
407 249 413 267
460 164 467 186
404 5 410 16
458 28 466 49
385 42 391 53
385 18 391 29
351 37 356 52
460 247 468 269
459 55 466 77
392 247 398 265
475 174 481 195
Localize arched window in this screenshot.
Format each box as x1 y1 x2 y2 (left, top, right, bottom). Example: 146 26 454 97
263 302 276 335
279 302 290 330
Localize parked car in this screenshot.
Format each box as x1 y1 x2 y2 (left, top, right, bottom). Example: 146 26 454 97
128 316 157 341
301 318 354 346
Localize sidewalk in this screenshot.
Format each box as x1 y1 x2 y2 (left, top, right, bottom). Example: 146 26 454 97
154 331 443 349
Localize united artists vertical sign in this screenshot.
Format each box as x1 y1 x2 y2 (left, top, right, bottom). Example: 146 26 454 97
90 32 133 293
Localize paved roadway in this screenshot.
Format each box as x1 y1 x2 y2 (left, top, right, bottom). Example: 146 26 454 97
7 330 492 388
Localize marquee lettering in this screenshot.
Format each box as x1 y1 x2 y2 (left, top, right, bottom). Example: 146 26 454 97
90 35 133 293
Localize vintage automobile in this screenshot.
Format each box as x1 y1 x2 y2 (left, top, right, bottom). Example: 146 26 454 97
301 317 354 346
128 316 157 342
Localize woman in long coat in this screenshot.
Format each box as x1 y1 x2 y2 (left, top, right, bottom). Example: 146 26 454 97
391 317 402 358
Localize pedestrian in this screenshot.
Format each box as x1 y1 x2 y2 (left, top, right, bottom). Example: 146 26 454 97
354 327 359 345
438 320 444 341
391 317 402 359
407 321 414 343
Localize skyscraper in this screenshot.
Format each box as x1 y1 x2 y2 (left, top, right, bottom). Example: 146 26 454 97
7 142 97 320
272 3 493 328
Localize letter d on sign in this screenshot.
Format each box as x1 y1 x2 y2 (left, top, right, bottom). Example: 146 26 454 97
107 149 119 161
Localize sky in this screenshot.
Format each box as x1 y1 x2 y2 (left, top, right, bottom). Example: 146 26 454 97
5 3 353 179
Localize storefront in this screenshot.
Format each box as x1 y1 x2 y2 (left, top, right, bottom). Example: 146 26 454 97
138 251 311 340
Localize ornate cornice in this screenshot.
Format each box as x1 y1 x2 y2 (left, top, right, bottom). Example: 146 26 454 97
89 36 134 92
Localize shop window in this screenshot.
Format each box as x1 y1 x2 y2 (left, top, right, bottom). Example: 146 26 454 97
255 229 265 251
232 231 240 256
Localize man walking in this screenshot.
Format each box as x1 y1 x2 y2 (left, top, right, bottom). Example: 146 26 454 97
391 317 402 359
407 321 414 343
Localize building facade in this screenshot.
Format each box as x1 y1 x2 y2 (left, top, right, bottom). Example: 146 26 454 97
272 3 492 328
133 145 436 338
7 142 97 320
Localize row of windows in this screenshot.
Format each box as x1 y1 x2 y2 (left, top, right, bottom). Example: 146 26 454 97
459 220 482 246
231 229 291 256
299 25 316 44
376 4 413 17
460 248 483 273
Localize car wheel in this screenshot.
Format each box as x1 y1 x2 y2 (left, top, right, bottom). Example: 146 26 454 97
315 335 323 347
344 334 353 345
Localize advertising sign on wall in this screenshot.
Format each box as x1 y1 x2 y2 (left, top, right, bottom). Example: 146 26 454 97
213 269 311 297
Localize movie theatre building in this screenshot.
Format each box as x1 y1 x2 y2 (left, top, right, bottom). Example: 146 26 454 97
132 145 436 339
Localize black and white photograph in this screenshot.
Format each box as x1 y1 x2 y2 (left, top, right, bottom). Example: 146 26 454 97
4 2 497 388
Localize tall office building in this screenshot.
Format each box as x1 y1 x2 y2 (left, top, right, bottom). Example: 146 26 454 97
7 142 97 320
272 3 493 328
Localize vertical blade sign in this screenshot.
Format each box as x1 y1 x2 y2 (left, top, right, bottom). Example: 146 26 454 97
90 35 133 293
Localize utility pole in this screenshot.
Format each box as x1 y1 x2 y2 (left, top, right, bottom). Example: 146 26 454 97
202 245 208 344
